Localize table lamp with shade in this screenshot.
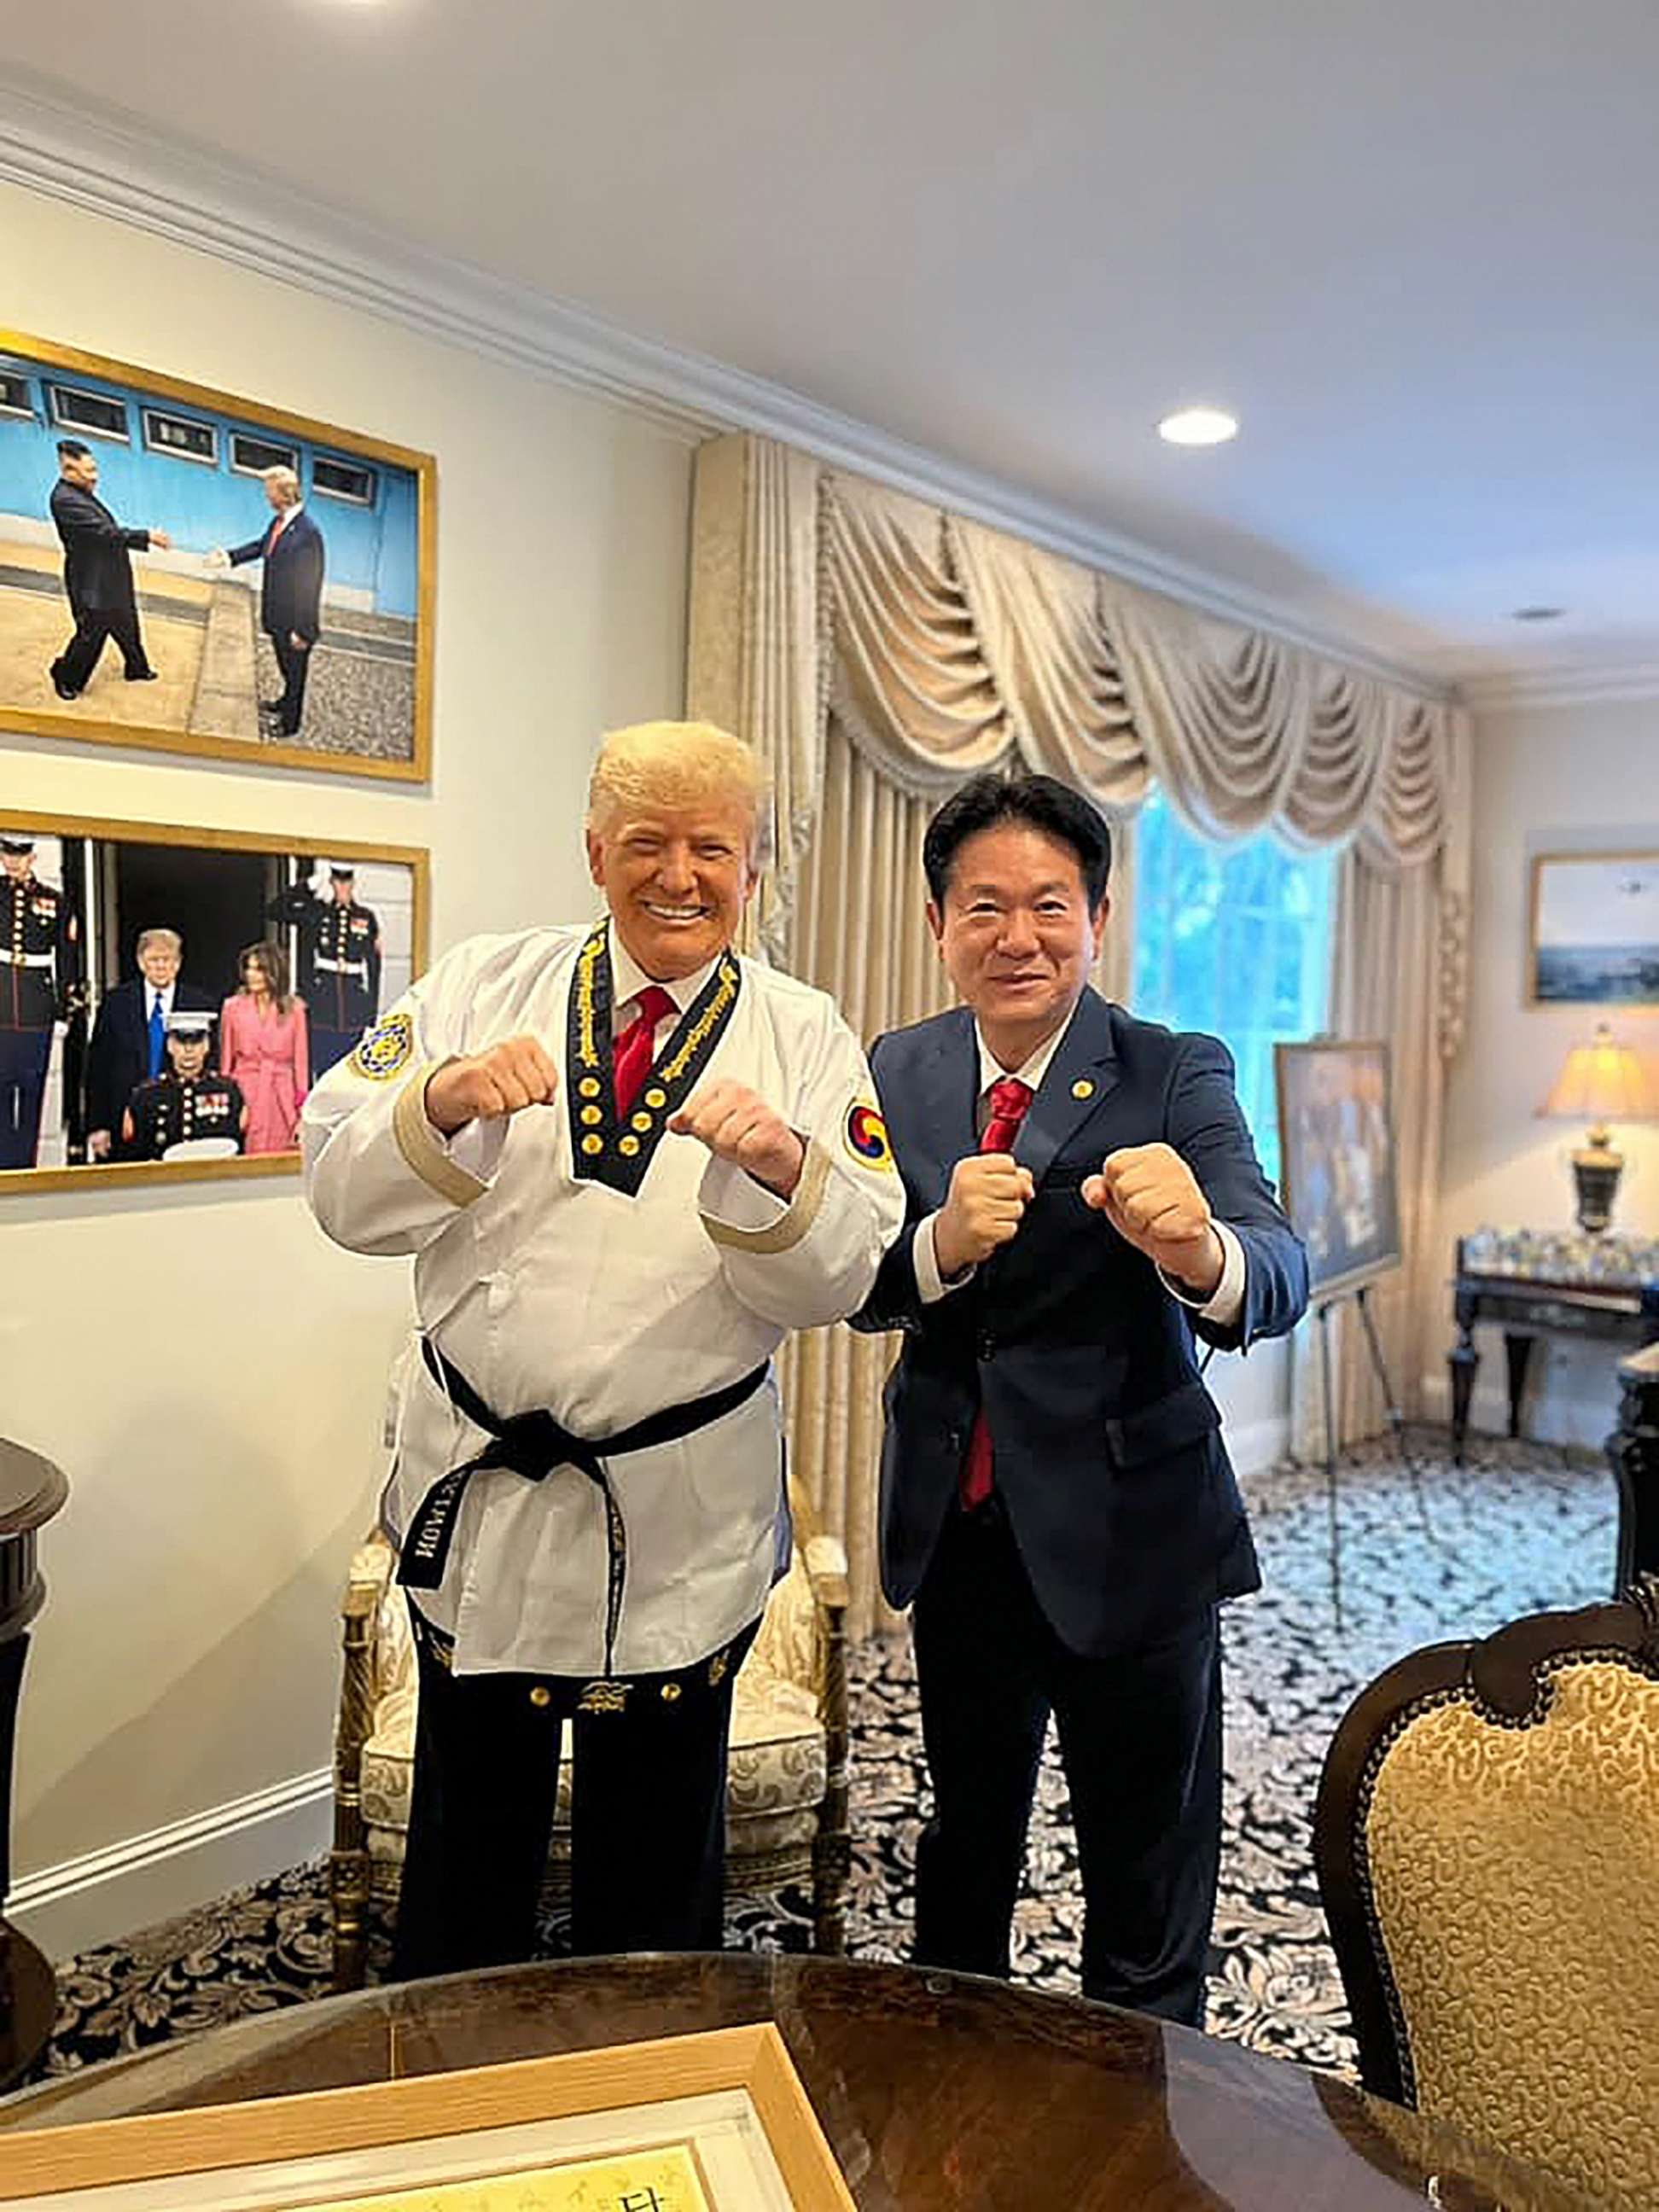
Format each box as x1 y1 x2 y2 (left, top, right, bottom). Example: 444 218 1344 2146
1539 1022 1659 1232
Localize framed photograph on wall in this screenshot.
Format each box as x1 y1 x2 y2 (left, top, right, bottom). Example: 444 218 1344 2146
0 330 434 781
1528 850 1659 1007
0 809 428 1195
0 2024 856 2209
1274 1039 1402 1300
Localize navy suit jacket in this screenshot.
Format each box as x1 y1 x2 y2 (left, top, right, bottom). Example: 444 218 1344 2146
229 509 325 642
852 989 1309 1657
84 977 220 1140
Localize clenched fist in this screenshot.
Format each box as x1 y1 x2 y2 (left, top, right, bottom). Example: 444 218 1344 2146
933 1152 1035 1278
424 1036 559 1133
669 1080 805 1198
1081 1142 1223 1295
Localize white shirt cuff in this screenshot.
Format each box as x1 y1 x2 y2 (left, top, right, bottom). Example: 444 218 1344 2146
697 1150 792 1231
915 1214 975 1305
425 1101 508 1183
1160 1220 1247 1325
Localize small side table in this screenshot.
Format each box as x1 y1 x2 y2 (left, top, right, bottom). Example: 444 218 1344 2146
0 1440 68 2092
1610 1339 1659 1589
1448 1228 1659 1465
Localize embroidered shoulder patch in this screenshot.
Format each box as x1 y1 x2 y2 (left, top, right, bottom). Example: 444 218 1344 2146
349 1011 415 1081
844 1100 895 1170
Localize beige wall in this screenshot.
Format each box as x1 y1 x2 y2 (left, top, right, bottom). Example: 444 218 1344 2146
2 179 693 1948
1439 697 1659 1444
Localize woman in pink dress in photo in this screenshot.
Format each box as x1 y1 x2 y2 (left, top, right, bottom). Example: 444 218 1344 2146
220 940 309 1155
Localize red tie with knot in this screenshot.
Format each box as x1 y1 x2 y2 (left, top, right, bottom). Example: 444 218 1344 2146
612 985 677 1118
959 1074 1033 1510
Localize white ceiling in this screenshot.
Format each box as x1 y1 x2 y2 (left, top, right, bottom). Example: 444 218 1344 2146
7 0 1659 696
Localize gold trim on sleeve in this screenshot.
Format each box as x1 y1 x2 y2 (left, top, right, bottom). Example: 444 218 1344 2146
392 1060 490 1209
701 1135 830 1256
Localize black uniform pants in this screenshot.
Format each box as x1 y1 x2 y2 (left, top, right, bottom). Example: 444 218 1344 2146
55 607 152 690
393 1603 757 1983
0 1030 52 1169
911 1497 1222 2027
270 632 311 735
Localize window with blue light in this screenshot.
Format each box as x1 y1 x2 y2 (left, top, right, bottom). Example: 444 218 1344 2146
1129 789 1336 1190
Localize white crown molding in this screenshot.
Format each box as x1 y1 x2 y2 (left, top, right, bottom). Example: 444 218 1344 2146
0 71 1454 702
1458 657 1659 713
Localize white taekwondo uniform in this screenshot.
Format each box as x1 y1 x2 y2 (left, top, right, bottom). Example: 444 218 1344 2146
303 919 904 1683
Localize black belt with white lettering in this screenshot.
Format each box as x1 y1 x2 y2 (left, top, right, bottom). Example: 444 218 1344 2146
399 1341 770 1675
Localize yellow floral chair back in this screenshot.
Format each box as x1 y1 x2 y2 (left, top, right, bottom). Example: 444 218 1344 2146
1315 1580 1659 2212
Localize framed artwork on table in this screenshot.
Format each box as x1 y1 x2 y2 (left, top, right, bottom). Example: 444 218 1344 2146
1528 850 1659 1007
0 330 434 781
1274 1039 1402 1300
0 808 428 1194
0 2025 856 2210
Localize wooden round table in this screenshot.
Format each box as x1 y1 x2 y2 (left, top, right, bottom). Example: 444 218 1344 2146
0 1439 68 2094
0 1953 1588 2208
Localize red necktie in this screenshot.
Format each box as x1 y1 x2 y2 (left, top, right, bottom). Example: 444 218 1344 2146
612 986 677 1118
959 1075 1033 1510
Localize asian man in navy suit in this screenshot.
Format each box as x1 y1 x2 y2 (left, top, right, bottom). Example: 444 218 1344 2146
212 466 325 736
850 772 1307 2026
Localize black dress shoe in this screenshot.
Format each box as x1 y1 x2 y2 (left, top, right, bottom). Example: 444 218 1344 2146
51 674 81 701
125 668 160 683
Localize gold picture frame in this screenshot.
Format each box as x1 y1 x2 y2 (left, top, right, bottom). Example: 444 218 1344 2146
1527 848 1659 1007
0 329 434 783
0 2024 856 2211
0 807 429 1195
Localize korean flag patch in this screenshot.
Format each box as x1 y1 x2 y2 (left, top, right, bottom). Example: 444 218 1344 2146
843 1100 894 1171
349 1011 415 1081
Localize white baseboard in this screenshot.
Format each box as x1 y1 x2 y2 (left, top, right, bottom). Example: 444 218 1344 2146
1223 1413 1289 1479
9 1768 333 1965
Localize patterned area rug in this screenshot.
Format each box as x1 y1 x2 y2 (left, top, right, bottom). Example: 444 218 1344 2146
37 1431 1617 2082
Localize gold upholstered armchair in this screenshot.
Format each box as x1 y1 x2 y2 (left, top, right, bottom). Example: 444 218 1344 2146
1313 1577 1659 2212
329 1483 853 1990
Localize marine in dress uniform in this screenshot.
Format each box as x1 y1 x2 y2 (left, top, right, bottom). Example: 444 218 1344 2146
0 834 80 1171
268 864 381 1078
303 723 905 1981
121 1010 248 1161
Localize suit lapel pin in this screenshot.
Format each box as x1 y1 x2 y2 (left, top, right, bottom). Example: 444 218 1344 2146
1071 1078 1095 1100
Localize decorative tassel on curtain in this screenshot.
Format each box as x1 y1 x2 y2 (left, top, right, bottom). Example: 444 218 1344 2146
690 432 1471 1639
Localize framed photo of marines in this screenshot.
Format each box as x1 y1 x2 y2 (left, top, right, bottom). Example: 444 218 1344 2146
0 2025 856 2210
0 807 428 1195
0 329 434 781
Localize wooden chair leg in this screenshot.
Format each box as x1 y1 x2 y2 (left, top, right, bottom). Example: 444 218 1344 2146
812 1575 850 1956
331 1578 379 1992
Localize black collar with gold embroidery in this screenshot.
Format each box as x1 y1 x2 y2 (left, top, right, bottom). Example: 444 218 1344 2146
566 925 742 1196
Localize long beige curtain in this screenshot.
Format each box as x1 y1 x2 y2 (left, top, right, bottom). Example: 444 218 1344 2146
689 433 1471 1637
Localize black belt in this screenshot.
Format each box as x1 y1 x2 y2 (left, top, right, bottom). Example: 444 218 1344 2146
399 1342 770 1674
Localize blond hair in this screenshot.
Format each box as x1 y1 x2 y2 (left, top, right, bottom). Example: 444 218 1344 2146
262 465 302 504
587 721 771 860
137 927 182 957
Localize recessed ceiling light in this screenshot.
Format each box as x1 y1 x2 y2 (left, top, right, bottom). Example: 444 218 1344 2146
1511 605 1567 622
1157 406 1239 447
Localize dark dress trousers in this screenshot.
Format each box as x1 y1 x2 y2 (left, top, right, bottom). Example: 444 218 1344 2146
49 480 155 690
228 511 324 736
84 979 220 1155
853 989 1308 2023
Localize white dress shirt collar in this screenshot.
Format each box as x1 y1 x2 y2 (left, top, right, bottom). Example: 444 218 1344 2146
972 997 1080 1103
607 919 720 1031
149 981 176 1017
